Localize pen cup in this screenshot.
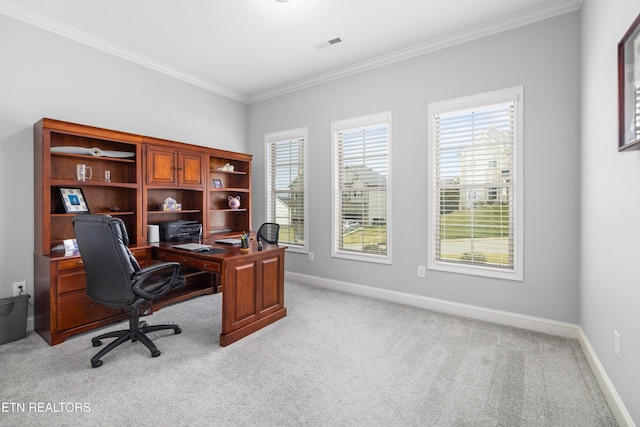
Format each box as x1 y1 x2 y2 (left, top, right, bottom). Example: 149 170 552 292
240 233 250 253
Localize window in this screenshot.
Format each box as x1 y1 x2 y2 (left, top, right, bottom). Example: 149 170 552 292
332 112 392 263
428 87 523 280
265 128 307 252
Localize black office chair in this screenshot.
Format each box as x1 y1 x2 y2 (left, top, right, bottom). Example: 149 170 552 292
72 214 185 368
257 222 280 245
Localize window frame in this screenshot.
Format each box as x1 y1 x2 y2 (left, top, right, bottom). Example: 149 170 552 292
331 112 392 264
427 86 524 281
264 127 308 253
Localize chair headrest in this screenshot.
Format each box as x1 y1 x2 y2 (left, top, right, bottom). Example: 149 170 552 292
73 214 129 245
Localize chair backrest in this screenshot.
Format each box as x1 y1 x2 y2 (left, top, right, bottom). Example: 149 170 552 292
257 222 280 245
72 215 139 307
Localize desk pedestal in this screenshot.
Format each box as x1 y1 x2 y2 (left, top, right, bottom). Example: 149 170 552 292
220 248 286 346
154 242 287 346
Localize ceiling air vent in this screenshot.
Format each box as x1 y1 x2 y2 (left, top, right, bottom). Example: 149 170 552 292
316 37 343 50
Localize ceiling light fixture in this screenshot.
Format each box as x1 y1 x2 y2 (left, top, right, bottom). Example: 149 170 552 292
275 0 289 2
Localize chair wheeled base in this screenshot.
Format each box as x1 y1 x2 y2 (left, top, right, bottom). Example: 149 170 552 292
73 214 185 369
91 308 181 368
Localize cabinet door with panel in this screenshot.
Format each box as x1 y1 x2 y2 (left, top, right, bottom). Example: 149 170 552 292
146 145 176 185
146 145 204 187
179 151 204 186
220 247 285 346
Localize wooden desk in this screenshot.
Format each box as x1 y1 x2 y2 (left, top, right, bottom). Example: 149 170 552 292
34 240 286 347
153 240 287 346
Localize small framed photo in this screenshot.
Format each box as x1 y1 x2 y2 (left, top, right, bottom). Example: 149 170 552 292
618 13 640 150
213 178 223 188
59 187 90 213
63 238 79 253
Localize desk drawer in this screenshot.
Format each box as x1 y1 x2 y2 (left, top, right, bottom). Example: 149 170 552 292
155 251 221 273
131 248 151 266
56 292 121 332
57 270 86 294
57 248 149 271
57 258 84 271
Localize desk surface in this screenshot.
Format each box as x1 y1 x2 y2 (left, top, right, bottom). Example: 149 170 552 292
154 238 282 260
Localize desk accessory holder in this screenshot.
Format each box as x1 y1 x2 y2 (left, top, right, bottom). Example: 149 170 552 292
240 232 250 253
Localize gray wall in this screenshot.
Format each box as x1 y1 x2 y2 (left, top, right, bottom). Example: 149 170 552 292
0 14 248 300
580 0 640 421
249 12 581 323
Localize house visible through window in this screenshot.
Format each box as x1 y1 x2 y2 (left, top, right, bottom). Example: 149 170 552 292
428 87 523 280
332 112 391 263
265 128 307 251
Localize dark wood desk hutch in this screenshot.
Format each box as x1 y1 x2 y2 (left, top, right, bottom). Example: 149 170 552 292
34 118 262 346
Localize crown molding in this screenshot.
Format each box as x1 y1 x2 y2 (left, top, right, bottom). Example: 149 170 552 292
0 0 249 103
1 0 581 105
246 0 582 103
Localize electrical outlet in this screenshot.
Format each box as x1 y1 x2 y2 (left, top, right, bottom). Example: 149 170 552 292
13 281 26 296
308 252 314 262
614 330 621 358
417 265 426 278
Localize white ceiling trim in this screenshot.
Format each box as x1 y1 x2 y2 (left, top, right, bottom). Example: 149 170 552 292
0 0 247 102
247 0 582 103
1 0 581 105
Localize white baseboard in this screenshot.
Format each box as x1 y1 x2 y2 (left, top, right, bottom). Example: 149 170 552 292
285 271 634 427
577 327 636 427
285 271 579 338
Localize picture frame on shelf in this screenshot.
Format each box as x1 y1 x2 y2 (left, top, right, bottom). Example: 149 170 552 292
59 187 90 214
213 178 223 188
618 12 640 151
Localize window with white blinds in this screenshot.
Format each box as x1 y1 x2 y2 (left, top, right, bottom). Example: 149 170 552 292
265 128 307 251
428 87 523 280
332 112 391 263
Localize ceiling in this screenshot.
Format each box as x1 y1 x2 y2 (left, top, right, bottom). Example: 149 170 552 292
1 0 580 103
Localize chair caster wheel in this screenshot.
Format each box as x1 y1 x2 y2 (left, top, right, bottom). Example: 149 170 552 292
151 349 161 358
175 327 182 334
92 360 103 368
92 340 102 347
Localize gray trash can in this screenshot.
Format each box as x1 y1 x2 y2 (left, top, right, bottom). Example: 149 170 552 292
0 294 30 344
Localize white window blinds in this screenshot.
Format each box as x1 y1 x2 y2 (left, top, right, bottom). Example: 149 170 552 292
265 129 306 249
429 87 523 280
332 113 391 263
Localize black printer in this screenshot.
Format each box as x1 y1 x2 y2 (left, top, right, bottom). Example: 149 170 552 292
158 220 202 241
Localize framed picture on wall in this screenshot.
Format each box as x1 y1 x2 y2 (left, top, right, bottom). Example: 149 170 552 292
59 187 90 214
618 12 640 151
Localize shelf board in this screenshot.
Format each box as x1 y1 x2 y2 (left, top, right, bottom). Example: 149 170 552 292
100 210 136 216
210 208 248 212
153 285 214 310
51 211 136 217
51 180 138 189
209 188 249 192
210 169 247 175
147 209 201 214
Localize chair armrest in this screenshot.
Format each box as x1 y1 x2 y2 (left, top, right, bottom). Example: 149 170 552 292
131 262 184 300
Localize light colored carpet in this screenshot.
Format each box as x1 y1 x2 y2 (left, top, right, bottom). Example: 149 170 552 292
0 281 616 426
